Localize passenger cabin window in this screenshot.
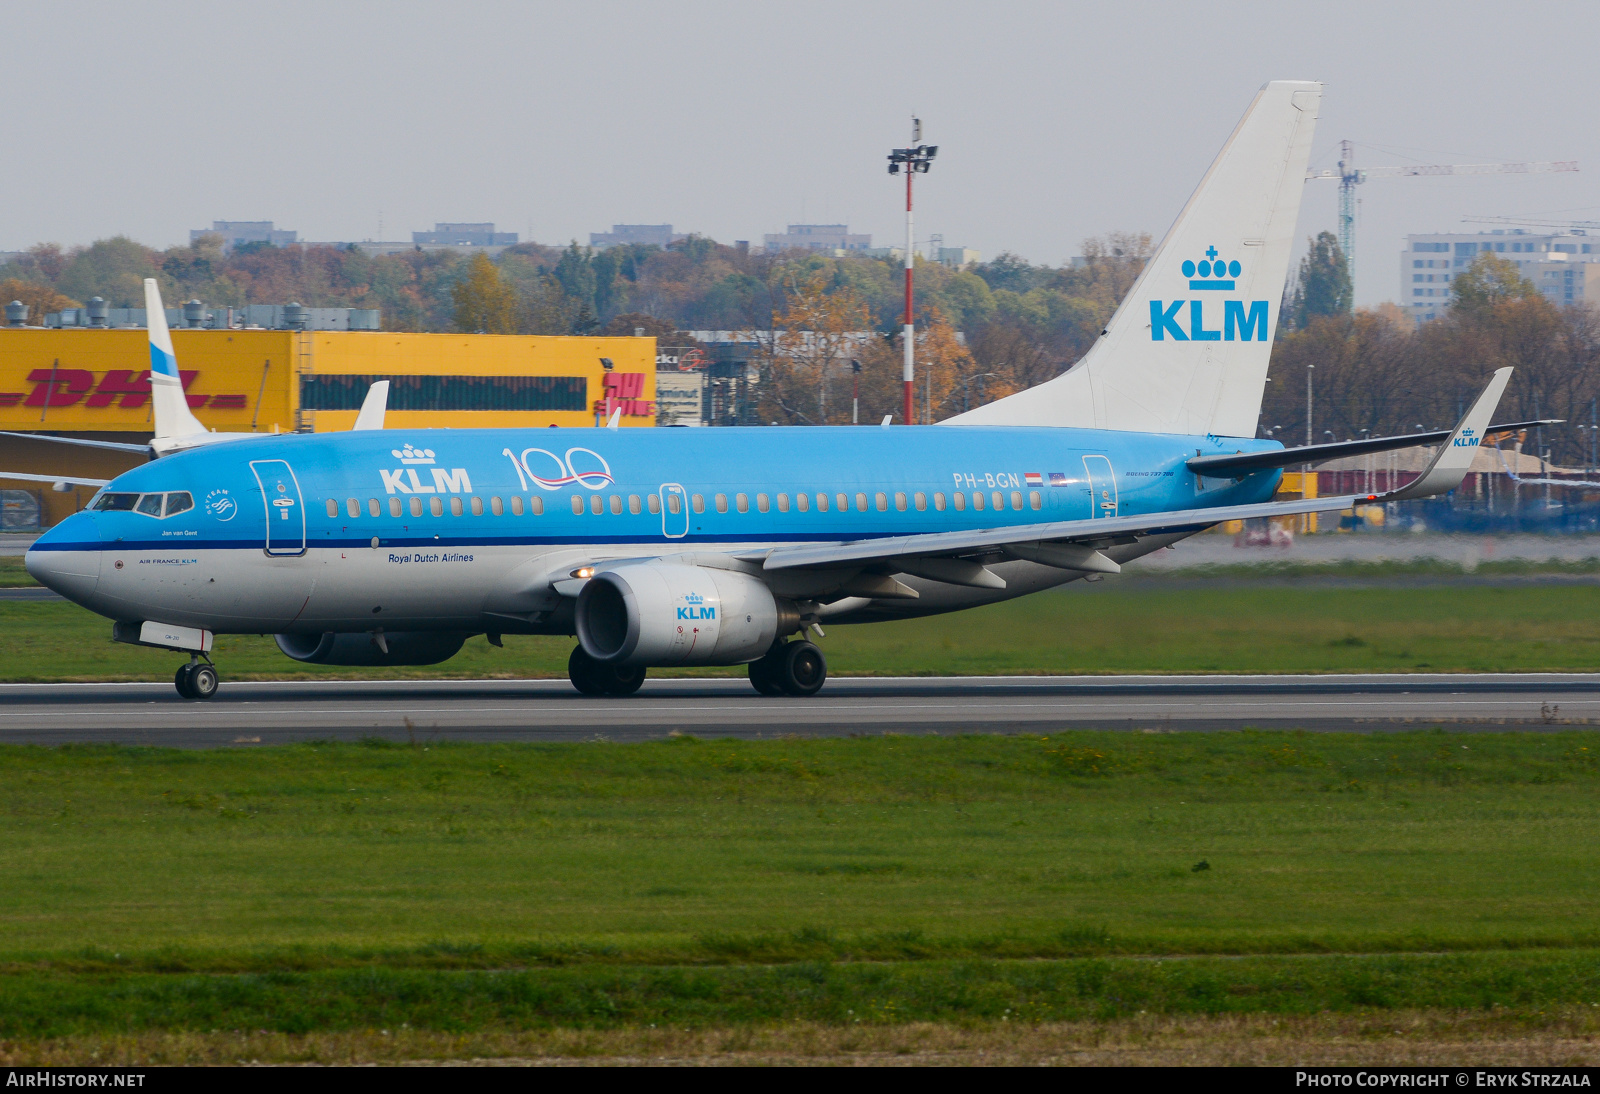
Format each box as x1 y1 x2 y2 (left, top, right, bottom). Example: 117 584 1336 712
609 495 623 515
490 497 503 516
571 495 584 515
836 493 848 512
855 493 868 512
529 496 543 515
431 497 446 517
326 499 339 518
369 498 381 518
1030 490 1042 510
735 493 748 513
776 493 789 513
510 496 523 516
934 492 946 511
972 492 986 511
796 493 809 512
914 492 927 511
590 495 603 515
410 497 423 517
692 494 705 513
450 497 464 517
471 497 484 516
628 495 642 514
667 494 682 515
993 491 1005 511
390 498 403 518
715 493 728 513
648 494 661 515
346 498 359 518
757 493 769 513
953 492 966 511
1011 490 1023 510
817 493 829 512
895 492 907 511
875 492 887 512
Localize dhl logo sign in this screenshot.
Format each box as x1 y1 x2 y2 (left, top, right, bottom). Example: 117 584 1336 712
0 369 248 411
592 371 654 418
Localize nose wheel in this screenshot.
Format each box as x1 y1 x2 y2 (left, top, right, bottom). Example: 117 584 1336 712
174 659 219 700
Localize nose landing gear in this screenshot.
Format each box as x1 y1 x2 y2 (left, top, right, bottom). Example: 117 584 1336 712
174 656 219 700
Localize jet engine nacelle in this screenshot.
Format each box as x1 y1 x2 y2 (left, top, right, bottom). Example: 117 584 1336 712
575 563 798 666
274 631 467 666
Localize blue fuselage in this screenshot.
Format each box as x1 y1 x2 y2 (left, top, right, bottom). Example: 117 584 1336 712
27 424 1282 635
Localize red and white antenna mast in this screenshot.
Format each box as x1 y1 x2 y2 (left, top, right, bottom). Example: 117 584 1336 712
888 121 937 425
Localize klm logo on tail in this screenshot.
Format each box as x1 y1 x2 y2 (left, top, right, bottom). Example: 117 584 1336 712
1454 428 1480 449
1150 246 1268 342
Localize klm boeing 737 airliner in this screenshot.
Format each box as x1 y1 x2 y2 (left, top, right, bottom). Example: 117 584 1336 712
16 82 1530 700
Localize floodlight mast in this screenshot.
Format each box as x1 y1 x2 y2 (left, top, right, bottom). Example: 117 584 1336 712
888 125 936 425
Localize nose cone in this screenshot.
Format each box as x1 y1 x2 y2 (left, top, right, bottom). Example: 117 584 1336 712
26 512 102 605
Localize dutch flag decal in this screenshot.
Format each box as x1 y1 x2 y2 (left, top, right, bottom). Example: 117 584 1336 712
1025 472 1043 488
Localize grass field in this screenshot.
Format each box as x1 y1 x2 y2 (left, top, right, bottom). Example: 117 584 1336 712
1 731 1598 1062
5 579 1600 680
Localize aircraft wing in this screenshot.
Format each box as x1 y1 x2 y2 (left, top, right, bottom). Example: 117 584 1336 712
756 492 1370 575
0 471 112 488
760 367 1512 578
0 432 148 455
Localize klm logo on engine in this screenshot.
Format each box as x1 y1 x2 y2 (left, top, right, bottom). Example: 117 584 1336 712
1454 428 1480 449
677 592 716 620
1150 245 1268 342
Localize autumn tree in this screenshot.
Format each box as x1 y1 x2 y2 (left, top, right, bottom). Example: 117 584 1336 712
452 253 517 334
1283 231 1352 330
0 279 79 323
760 270 872 424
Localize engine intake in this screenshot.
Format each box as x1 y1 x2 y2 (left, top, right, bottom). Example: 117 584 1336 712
575 563 797 666
274 631 467 666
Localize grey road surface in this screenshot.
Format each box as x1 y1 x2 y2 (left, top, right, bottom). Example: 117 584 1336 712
1 675 1596 747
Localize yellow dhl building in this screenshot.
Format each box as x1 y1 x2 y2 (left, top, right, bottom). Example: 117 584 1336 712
0 329 656 529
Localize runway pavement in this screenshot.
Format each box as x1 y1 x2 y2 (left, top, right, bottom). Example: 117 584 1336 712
0 674 1597 746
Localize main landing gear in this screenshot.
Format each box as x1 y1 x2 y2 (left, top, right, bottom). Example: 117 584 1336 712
173 656 219 701
568 646 646 697
748 640 827 697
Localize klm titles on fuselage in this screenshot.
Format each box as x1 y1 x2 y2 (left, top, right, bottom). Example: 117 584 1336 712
1150 247 1268 342
380 444 473 495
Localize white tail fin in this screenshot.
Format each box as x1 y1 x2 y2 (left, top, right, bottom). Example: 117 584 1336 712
352 380 390 431
145 278 207 440
947 80 1321 437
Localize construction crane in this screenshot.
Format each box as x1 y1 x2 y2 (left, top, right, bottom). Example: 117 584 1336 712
1462 215 1600 231
1306 140 1578 288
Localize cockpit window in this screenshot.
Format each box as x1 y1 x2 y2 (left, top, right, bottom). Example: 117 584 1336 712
93 491 194 518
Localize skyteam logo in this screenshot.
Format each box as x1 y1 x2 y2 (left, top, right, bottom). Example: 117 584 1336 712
1454 427 1480 449
677 591 715 621
203 488 236 521
1151 245 1268 343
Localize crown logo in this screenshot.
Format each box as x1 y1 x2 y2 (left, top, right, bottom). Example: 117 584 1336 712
1181 246 1240 290
684 592 704 605
392 444 436 465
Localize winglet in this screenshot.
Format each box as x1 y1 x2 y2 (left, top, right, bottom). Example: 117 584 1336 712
606 407 622 430
352 380 389 431
1387 367 1513 501
144 279 207 440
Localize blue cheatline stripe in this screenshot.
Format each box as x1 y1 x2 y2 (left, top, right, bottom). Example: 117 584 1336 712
149 344 180 379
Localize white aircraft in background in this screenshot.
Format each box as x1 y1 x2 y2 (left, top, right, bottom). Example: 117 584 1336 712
0 280 389 492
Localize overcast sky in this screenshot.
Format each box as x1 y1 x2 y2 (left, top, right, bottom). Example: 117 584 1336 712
3 1 1596 305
